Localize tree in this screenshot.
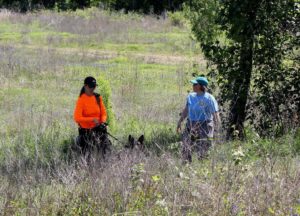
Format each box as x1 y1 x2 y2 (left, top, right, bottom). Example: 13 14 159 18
186 0 299 139
0 0 188 13
0 0 30 12
113 0 187 14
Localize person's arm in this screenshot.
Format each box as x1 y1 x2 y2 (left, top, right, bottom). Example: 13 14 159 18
213 112 221 130
209 95 220 129
177 105 188 133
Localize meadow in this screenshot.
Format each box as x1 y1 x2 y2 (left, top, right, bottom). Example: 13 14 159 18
0 8 299 215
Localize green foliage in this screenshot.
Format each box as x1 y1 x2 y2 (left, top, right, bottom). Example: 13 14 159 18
130 163 145 189
117 115 180 152
112 0 187 14
168 11 186 27
185 0 299 138
246 1 300 137
241 129 300 160
0 121 74 169
0 9 299 216
57 188 104 215
232 146 245 165
96 75 116 131
0 0 189 13
127 163 168 214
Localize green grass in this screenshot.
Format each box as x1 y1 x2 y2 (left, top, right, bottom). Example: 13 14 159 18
0 11 198 55
0 9 299 215
0 32 22 42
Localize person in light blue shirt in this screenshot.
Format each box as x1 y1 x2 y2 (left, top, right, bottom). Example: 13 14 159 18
186 90 219 122
177 76 220 162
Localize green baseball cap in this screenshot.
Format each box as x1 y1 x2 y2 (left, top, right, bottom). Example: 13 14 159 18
190 76 209 86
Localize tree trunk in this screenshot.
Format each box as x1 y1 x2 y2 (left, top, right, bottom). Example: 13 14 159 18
227 36 254 139
20 0 29 13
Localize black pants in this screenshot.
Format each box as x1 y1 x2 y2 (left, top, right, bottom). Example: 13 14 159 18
77 125 111 159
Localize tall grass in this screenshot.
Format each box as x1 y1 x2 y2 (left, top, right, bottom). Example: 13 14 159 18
0 8 200 55
1 141 299 215
0 9 299 215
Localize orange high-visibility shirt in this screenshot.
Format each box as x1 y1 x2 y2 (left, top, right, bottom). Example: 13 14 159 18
74 93 107 129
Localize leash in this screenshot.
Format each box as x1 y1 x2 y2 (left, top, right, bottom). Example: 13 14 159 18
106 131 126 146
96 123 125 145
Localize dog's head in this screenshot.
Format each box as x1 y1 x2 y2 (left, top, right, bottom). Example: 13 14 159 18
125 135 145 150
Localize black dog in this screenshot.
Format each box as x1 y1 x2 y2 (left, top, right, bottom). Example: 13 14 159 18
125 135 145 150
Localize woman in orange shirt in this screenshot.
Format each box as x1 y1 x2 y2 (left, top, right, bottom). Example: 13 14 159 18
74 76 111 159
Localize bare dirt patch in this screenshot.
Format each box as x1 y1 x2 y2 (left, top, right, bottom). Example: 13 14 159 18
6 43 205 65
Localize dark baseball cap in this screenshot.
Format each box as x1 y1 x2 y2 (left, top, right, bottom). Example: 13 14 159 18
84 76 98 88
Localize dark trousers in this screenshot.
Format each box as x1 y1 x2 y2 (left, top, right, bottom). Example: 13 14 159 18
77 125 111 159
181 120 214 162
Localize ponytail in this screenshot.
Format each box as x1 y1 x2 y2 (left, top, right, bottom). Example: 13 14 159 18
79 86 85 97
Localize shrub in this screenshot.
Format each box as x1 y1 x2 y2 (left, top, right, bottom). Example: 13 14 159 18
96 75 116 131
168 11 186 27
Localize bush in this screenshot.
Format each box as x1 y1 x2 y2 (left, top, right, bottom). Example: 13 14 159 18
96 75 116 131
168 11 186 27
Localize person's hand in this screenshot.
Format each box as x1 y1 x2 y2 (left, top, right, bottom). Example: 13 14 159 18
99 122 108 132
93 118 100 126
99 122 107 129
176 122 182 133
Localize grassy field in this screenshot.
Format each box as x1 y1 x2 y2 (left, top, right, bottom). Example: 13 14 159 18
0 8 299 215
